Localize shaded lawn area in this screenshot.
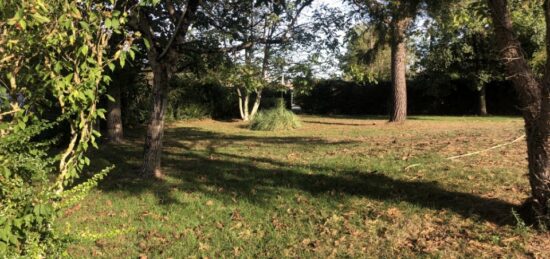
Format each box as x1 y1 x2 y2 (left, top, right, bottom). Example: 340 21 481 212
60 115 550 258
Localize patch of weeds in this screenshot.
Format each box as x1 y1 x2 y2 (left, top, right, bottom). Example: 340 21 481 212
250 99 301 131
512 208 530 237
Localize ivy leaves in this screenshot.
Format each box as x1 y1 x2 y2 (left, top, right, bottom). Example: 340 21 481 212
0 0 134 256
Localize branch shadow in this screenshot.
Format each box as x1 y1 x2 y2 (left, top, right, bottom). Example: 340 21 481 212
94 126 518 226
302 120 375 126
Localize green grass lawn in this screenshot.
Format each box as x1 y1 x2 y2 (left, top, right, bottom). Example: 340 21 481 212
60 115 550 258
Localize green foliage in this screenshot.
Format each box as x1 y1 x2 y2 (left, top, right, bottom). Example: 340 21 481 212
414 0 544 94
341 24 392 84
509 0 546 76
165 73 239 121
415 0 502 93
0 0 132 256
0 121 111 256
0 120 61 257
288 63 315 96
250 99 301 131
167 103 211 121
210 64 267 94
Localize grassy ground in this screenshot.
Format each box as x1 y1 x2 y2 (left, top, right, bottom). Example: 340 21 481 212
60 115 550 258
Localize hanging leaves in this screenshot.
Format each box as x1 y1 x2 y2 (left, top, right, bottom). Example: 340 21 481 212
0 0 135 256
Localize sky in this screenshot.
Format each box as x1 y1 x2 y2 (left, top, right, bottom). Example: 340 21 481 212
290 0 353 78
291 0 431 79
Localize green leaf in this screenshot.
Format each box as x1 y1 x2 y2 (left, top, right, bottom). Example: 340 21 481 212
143 38 151 49
7 18 17 25
119 55 125 68
83 157 90 166
54 62 63 73
18 20 26 30
111 18 120 29
97 108 106 119
32 13 50 23
106 94 115 102
79 21 90 30
80 45 89 55
103 75 112 83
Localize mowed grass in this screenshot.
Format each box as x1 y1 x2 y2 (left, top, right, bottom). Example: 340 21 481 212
60 115 550 258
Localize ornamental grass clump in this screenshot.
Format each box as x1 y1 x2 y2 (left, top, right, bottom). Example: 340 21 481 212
249 99 301 131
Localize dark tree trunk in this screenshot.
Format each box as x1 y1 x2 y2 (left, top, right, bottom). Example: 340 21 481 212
141 59 170 178
136 0 200 178
107 83 124 143
488 0 550 224
479 86 488 116
389 16 411 123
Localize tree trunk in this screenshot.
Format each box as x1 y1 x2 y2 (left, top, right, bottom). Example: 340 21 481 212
250 41 269 121
243 92 250 121
237 87 245 120
488 0 550 224
106 83 124 143
141 60 170 178
136 0 200 179
237 87 251 121
389 16 410 123
478 86 488 116
249 90 262 120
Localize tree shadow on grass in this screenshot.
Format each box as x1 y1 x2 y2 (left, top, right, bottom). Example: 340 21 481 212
301 120 374 127
94 126 518 226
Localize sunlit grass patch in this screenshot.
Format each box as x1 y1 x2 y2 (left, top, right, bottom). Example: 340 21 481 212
59 115 550 258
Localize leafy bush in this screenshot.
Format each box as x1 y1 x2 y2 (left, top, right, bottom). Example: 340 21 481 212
166 81 213 121
0 120 61 256
167 103 211 120
0 116 111 257
250 99 301 131
168 75 239 120
0 0 129 256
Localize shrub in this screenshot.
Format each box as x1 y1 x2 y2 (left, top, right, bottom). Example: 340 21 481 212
0 0 128 256
0 121 110 256
167 103 211 120
0 120 62 256
250 99 301 131
165 77 240 121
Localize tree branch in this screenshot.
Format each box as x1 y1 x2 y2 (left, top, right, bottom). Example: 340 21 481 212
157 0 201 61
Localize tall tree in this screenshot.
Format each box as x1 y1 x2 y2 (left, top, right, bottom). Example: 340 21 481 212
351 0 450 122
416 0 501 116
487 0 549 225
203 0 313 121
351 1 420 122
104 25 144 143
106 80 124 143
128 0 201 178
341 23 392 84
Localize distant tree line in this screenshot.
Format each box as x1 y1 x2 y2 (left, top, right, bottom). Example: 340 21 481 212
296 79 520 116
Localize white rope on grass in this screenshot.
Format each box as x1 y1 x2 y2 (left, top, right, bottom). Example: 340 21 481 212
445 134 526 160
402 134 526 170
